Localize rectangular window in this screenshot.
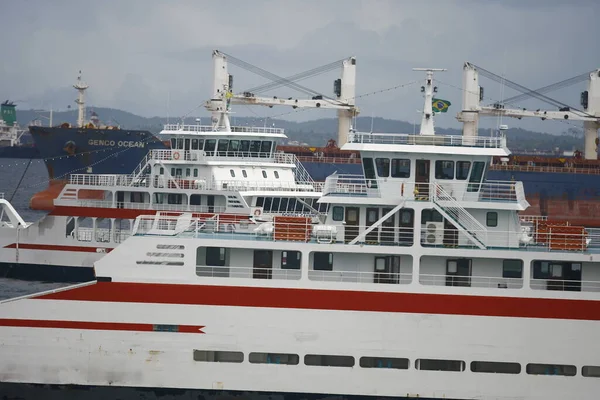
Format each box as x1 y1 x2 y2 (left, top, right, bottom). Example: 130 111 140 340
471 361 521 374
446 259 471 287
467 161 486 192
217 139 229 156
193 168 198 178
313 252 333 271
305 354 354 367
375 158 390 177
332 206 344 221
391 159 411 178
190 194 201 206
281 251 301 270
503 259 523 278
360 356 409 369
456 161 471 180
204 139 216 155
435 160 454 179
206 247 227 266
421 209 443 223
186 168 191 177
362 157 378 188
191 139 198 150
193 350 243 363
526 363 576 376
416 359 465 372
486 211 498 227
260 141 272 155
249 352 299 365
582 366 600 377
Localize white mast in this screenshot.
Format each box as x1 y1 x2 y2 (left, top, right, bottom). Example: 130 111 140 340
73 71 89 128
413 68 446 136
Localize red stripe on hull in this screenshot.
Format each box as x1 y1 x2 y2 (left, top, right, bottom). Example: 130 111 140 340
0 318 204 334
38 282 600 321
3 243 113 253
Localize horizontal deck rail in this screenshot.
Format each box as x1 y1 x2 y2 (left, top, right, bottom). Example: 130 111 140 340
162 124 284 135
348 132 506 148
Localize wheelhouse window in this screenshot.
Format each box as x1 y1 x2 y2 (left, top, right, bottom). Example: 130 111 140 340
467 161 486 192
362 157 377 188
191 138 199 150
456 161 471 180
260 141 272 156
486 211 498 227
391 159 410 178
375 158 390 177
250 140 261 156
204 139 216 156
435 160 454 179
217 139 229 156
281 251 301 270
332 206 344 221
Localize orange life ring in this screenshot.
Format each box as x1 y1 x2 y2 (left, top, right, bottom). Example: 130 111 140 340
172 151 180 160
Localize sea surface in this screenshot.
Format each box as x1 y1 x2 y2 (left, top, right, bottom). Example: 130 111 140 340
0 158 68 300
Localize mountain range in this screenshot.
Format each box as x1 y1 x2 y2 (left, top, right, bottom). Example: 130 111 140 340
16 107 585 153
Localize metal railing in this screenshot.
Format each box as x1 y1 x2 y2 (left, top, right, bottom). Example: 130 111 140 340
151 149 284 162
323 174 381 197
69 174 149 188
490 164 600 175
348 131 506 148
308 270 412 284
162 124 284 135
195 265 301 281
530 278 600 293
419 274 524 289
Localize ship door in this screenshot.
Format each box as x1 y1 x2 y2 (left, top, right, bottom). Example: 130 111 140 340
184 139 191 160
116 191 125 209
207 195 215 213
374 256 400 284
344 207 360 243
415 160 430 199
253 250 273 279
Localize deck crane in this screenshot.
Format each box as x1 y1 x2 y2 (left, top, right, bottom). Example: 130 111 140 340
206 50 359 146
457 62 600 159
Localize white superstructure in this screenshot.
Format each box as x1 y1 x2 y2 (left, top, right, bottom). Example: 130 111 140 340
1 69 600 399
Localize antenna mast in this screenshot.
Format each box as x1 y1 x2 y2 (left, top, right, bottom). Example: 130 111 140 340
73 71 89 128
413 68 446 135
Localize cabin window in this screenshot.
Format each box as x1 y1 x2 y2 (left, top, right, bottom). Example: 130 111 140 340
375 158 390 177
421 209 443 223
167 194 183 205
446 259 471 287
217 139 229 156
186 168 191 177
360 357 409 369
313 252 333 271
470 361 521 374
502 260 523 279
467 161 486 192
205 247 227 266
159 167 164 175
582 366 600 378
416 359 465 372
456 161 471 180
262 170 267 179
332 206 344 221
391 159 411 178
193 350 243 363
230 169 235 177
197 139 204 150
191 139 199 150
304 354 354 367
256 197 264 207
366 208 378 224
176 138 184 149
281 251 301 270
249 352 299 365
435 160 454 179
204 139 216 156
526 363 576 376
130 192 144 203
190 194 201 206
193 169 198 178
486 212 498 227
263 197 272 212
170 138 176 149
274 171 279 179
170 168 175 176
242 170 247 178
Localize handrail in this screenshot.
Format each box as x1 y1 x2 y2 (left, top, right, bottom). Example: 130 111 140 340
323 174 381 197
348 131 506 148
161 124 285 135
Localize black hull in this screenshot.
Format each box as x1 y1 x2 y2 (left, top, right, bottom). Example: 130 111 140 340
0 383 454 400
0 262 95 283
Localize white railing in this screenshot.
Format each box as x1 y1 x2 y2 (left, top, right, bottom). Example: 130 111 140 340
348 131 506 148
520 215 548 224
151 149 281 162
530 278 600 292
69 174 149 188
194 265 301 281
162 124 284 135
323 174 381 197
308 270 412 284
432 183 488 248
419 274 524 289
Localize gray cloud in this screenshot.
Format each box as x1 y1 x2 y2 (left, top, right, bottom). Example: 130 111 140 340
1 0 598 134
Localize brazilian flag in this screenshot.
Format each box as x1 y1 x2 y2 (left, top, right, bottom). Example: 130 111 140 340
432 98 451 113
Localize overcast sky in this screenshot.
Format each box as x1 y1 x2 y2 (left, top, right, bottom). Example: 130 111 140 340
1 0 599 134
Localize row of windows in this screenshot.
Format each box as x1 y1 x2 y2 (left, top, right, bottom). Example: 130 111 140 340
192 350 600 377
166 167 279 180
170 138 273 156
374 158 411 178
256 197 329 214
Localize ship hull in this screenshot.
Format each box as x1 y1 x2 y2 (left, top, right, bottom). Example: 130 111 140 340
29 126 167 179
0 145 41 159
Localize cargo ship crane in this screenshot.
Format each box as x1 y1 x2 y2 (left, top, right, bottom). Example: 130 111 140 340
457 63 600 159
206 50 359 146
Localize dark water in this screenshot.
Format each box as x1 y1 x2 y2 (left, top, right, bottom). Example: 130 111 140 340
0 158 67 299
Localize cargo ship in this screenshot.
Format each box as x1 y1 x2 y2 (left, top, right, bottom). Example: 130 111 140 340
0 101 40 159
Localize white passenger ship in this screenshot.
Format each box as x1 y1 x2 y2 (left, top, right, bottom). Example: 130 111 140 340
1 68 599 400
0 50 357 282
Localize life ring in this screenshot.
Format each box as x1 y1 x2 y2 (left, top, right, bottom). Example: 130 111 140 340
254 209 261 217
172 151 180 160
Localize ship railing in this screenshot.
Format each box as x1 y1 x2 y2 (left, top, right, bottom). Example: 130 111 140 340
162 124 284 135
323 174 381 197
308 270 413 284
295 154 362 165
57 199 228 214
519 215 548 224
149 149 292 164
530 278 600 292
419 274 524 289
491 164 600 175
195 265 301 281
69 174 149 188
348 131 506 148
130 213 600 254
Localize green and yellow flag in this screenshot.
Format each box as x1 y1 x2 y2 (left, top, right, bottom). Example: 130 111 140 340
432 98 451 113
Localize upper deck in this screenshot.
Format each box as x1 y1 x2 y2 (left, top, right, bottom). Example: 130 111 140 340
344 131 509 156
160 124 287 139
